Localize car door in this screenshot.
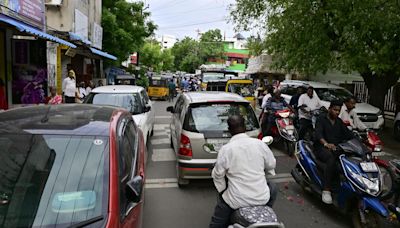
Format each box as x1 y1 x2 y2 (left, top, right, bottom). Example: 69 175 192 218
118 119 143 228
140 89 154 136
170 96 184 152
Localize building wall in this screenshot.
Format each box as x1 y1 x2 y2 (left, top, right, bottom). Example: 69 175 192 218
46 1 89 32
158 35 176 49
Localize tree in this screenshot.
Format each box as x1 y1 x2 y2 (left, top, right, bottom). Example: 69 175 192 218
102 0 156 65
246 35 265 57
230 0 400 110
199 29 225 61
171 37 202 73
161 49 175 71
139 41 175 72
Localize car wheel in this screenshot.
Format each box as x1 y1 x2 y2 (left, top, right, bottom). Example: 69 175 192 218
394 121 400 141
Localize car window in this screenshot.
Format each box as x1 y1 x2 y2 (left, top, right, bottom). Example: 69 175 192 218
141 90 150 104
118 120 137 219
0 134 109 227
314 88 353 102
85 93 144 114
281 85 300 96
202 73 225 82
183 102 259 132
228 84 255 97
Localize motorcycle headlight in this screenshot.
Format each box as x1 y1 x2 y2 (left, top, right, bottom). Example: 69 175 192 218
373 144 382 152
349 171 380 195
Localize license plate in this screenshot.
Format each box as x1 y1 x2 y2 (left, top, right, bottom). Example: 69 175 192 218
360 162 379 172
206 139 229 152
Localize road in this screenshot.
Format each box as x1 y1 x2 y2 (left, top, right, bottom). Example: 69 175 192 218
143 99 397 228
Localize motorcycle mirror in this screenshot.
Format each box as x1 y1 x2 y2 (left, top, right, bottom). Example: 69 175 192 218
262 136 274 145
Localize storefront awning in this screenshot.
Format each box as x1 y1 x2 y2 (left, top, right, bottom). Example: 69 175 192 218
69 32 92 46
89 47 117 61
0 15 76 48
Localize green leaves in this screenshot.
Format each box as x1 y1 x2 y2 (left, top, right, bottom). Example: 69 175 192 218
139 41 175 72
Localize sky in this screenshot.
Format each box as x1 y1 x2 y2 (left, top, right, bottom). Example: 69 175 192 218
140 0 252 40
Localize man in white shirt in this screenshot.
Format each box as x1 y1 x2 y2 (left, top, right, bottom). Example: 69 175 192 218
261 86 273 110
339 96 367 131
209 115 277 228
62 70 77 103
298 86 323 139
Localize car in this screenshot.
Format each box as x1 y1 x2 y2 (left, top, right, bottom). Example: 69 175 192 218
0 104 146 228
395 112 400 140
84 85 155 144
166 92 261 187
280 80 385 130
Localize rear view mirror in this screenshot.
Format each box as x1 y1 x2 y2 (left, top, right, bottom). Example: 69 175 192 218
262 136 274 145
126 176 143 203
166 106 174 113
145 104 151 112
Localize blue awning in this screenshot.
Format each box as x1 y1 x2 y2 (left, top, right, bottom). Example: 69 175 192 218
0 15 76 48
89 47 117 61
69 32 92 46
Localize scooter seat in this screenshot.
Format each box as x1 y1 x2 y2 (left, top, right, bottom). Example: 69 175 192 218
301 141 326 171
231 205 278 227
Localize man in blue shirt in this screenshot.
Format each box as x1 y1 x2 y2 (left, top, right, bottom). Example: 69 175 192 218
263 90 293 136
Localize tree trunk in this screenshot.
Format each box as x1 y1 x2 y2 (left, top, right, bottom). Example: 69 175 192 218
361 71 399 112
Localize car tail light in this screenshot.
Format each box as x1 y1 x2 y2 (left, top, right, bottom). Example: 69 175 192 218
258 132 263 140
179 134 193 157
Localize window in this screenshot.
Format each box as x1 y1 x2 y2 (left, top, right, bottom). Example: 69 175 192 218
85 93 143 114
141 90 150 104
174 96 184 115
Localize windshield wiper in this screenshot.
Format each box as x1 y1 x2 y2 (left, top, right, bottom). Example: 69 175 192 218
67 215 104 228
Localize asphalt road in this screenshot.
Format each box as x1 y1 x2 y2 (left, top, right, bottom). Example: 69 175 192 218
143 99 398 228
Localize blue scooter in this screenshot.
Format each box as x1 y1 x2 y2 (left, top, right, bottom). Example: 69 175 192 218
291 139 388 228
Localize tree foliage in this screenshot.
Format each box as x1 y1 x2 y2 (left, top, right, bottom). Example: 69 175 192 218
102 0 156 65
246 35 265 57
139 41 175 72
230 0 400 109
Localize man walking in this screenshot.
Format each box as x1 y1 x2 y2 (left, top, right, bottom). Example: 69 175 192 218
62 70 77 103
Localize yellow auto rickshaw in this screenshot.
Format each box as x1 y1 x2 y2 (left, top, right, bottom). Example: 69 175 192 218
226 79 256 108
148 76 169 100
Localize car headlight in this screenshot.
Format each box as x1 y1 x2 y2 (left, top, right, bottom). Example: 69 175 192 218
349 171 380 195
377 110 383 118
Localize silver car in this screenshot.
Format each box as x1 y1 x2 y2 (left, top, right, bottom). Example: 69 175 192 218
166 92 261 187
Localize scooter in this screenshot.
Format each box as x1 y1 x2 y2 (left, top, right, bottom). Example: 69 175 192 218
291 139 388 227
384 159 400 221
229 136 285 228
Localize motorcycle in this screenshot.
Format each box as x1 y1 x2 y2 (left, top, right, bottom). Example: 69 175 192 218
262 109 297 156
383 159 400 221
229 136 285 228
291 139 388 227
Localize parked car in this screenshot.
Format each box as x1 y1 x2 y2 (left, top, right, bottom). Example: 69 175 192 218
84 85 155 144
280 80 385 130
395 112 400 140
166 92 261 187
0 104 146 228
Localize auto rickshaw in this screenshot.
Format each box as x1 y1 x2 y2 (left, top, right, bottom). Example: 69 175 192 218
226 79 256 108
148 76 169 100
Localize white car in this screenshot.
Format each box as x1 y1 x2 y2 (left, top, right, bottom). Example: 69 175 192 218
395 112 400 140
84 85 155 144
280 80 384 130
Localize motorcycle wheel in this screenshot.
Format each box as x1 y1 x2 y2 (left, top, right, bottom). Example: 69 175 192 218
352 209 382 228
378 163 395 200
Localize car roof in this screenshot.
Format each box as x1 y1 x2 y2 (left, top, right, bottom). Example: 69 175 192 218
91 85 144 93
0 104 125 136
281 80 343 89
183 92 249 103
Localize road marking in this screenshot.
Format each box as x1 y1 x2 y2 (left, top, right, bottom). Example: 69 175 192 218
153 131 170 137
151 138 170 145
145 183 179 189
152 148 176 162
156 116 171 119
154 124 169 130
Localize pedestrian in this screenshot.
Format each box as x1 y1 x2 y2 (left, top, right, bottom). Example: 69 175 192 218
98 79 104 87
77 81 87 103
0 78 8 110
47 86 62 105
209 115 277 228
168 79 176 102
62 70 77 103
86 81 94 94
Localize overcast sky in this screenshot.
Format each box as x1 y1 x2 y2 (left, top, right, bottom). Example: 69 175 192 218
140 0 252 40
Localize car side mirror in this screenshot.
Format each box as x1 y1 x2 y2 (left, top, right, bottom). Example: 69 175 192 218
262 136 274 145
166 106 174 113
126 176 143 203
145 104 151 112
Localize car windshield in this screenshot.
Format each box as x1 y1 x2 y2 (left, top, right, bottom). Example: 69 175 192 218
202 73 225 82
0 134 109 227
314 88 353 102
184 102 259 132
85 93 143 114
228 83 254 97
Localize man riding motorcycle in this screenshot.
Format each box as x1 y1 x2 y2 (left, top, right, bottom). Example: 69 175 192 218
298 86 323 140
339 96 367 131
210 115 277 228
263 90 294 136
315 100 354 204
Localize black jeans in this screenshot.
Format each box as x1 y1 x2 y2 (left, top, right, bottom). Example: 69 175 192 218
298 118 312 140
64 96 75 103
315 146 340 190
209 182 277 228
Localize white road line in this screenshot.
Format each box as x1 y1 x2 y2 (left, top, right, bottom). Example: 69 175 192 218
145 183 179 189
152 148 176 162
155 116 172 119
154 124 169 130
151 138 170 145
153 131 170 137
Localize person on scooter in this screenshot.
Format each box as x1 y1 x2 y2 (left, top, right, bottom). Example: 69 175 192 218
339 96 367 131
210 115 277 228
315 100 354 204
298 86 323 140
263 89 294 136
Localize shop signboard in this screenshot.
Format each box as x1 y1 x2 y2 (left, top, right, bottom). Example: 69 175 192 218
74 9 88 41
91 22 102 49
130 52 139 65
0 0 45 28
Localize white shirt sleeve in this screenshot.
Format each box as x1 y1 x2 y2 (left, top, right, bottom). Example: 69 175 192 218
212 147 229 193
261 94 271 109
262 143 276 173
351 110 368 131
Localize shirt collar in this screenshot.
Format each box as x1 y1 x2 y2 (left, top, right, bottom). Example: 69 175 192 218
229 133 249 142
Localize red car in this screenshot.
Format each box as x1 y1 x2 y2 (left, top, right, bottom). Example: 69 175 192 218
0 104 146 228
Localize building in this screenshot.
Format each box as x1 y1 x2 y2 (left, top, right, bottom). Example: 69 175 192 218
157 35 176 50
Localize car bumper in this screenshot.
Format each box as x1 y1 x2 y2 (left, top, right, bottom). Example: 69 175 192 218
177 159 216 179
